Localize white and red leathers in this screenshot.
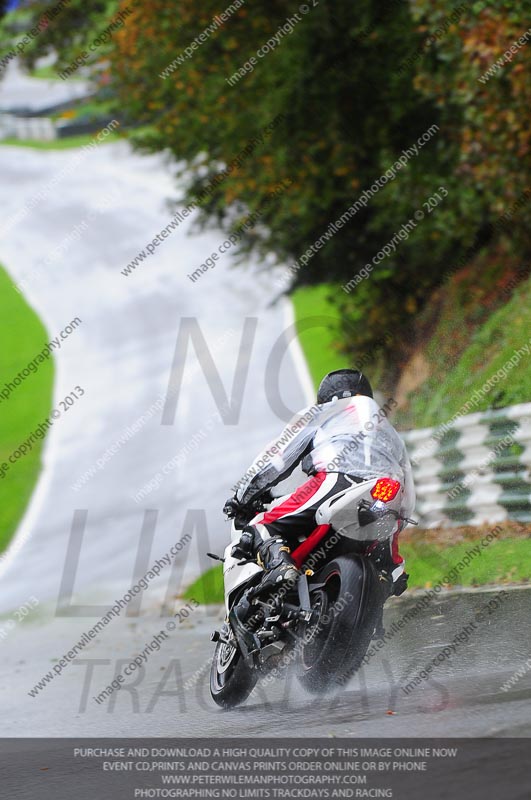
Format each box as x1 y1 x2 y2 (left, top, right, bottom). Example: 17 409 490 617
234 394 416 583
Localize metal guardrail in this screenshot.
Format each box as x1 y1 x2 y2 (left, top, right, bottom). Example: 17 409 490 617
0 110 114 141
0 113 56 140
402 402 531 527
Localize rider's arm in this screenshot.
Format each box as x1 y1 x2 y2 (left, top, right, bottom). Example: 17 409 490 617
234 404 321 505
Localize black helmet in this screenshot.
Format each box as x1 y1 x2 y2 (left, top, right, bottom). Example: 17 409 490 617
317 369 373 404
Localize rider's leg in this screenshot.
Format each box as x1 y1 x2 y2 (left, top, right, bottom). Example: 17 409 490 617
232 473 349 588
366 524 408 596
229 515 300 590
255 536 300 588
365 526 408 640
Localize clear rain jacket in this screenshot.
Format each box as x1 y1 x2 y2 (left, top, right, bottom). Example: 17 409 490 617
234 395 416 518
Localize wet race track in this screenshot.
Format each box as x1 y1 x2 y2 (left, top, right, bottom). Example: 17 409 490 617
3 584 531 737
1 68 530 740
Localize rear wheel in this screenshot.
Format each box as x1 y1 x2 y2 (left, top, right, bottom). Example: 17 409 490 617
297 555 382 694
210 634 258 709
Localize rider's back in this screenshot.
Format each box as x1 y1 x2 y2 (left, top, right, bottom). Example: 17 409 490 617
306 395 414 514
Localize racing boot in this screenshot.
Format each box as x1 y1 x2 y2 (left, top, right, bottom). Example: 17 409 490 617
368 539 408 598
255 536 300 591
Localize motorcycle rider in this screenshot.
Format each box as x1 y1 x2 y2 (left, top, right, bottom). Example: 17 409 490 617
224 369 416 597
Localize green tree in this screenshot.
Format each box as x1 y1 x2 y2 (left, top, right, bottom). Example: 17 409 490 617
6 0 530 376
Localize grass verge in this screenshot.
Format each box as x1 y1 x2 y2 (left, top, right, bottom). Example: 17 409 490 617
396 270 531 429
291 283 389 391
29 64 86 82
182 564 224 605
291 284 346 390
28 64 62 80
291 256 531 429
401 520 531 588
0 133 121 150
0 265 54 553
402 537 531 588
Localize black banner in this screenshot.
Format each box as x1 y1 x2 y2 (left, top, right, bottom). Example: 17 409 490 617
1 738 529 799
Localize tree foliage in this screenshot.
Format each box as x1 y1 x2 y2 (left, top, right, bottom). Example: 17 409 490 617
4 0 531 365
1 0 119 71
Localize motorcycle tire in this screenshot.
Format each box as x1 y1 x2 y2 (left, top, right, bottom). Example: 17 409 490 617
210 636 258 709
297 555 383 694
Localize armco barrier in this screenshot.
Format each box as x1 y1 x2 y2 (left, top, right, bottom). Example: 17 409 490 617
401 402 531 527
0 112 114 142
0 113 56 140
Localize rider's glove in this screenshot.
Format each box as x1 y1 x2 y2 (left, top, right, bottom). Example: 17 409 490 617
223 496 245 519
231 529 257 562
258 488 275 505
224 490 274 519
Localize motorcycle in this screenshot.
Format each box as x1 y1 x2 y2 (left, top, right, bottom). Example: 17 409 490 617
209 476 415 708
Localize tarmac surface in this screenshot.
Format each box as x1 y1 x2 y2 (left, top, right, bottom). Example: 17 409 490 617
1 67 530 740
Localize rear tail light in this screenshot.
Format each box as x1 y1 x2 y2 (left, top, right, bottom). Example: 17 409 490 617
371 478 401 502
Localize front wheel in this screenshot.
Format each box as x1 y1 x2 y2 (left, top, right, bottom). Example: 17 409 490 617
297 555 383 694
210 636 258 709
